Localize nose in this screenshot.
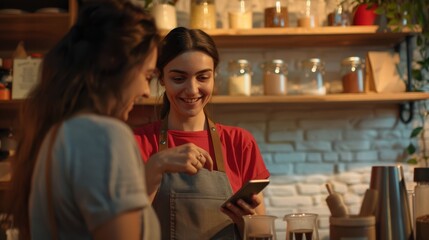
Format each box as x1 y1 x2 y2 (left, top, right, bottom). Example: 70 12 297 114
185 78 199 95
140 78 150 99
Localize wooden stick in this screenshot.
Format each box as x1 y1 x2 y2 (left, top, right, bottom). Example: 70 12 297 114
326 183 334 195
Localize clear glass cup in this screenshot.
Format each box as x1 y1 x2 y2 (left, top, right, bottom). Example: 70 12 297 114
228 0 253 29
243 215 277 240
284 213 319 240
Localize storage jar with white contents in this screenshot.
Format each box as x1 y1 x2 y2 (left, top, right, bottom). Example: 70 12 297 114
227 0 253 29
298 58 326 95
151 0 177 30
228 59 252 96
190 0 216 29
262 59 288 95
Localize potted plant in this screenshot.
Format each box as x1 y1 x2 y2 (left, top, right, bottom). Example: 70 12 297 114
350 0 429 166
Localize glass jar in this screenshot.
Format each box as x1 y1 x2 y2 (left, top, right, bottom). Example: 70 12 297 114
414 168 429 240
262 59 288 95
340 56 364 93
299 58 325 95
327 0 351 26
297 0 319 28
228 59 252 96
190 0 216 29
228 0 253 29
151 0 177 30
264 0 288 28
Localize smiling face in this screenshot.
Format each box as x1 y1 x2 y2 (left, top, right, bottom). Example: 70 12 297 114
161 50 215 123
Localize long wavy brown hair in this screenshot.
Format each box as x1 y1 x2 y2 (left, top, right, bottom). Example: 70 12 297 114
6 0 159 238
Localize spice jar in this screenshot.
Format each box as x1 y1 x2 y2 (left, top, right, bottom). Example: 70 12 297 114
262 59 287 95
228 0 253 29
414 168 429 240
151 0 177 30
299 58 325 95
264 0 288 28
327 0 351 26
190 0 216 29
228 59 252 96
341 57 364 93
298 0 319 27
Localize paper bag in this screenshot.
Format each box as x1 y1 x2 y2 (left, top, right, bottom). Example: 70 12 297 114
365 51 406 93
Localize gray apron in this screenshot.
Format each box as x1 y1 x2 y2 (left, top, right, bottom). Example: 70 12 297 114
152 117 240 240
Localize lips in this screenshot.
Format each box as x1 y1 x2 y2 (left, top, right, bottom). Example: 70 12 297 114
181 97 202 103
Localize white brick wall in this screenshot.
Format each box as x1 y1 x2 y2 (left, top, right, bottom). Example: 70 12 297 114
211 103 417 240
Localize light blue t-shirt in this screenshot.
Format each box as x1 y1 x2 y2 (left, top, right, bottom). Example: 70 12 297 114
29 114 159 240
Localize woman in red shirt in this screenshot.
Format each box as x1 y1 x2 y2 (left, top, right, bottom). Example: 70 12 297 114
134 27 270 240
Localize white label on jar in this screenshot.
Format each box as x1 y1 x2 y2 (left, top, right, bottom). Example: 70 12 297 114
229 74 251 96
152 4 177 30
264 73 287 95
190 3 216 29
228 11 252 29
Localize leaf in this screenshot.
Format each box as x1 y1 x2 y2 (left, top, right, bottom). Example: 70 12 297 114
410 127 423 138
407 143 416 155
407 158 418 164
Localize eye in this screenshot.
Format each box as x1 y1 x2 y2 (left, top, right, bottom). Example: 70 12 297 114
197 73 212 81
145 70 159 83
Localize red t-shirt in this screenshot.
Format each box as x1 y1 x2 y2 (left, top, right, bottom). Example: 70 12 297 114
134 121 270 193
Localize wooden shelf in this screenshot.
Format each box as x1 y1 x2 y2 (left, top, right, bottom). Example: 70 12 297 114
3 92 428 108
138 92 429 105
160 26 419 48
0 0 77 51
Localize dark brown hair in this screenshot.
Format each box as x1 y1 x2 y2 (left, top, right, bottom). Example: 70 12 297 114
7 0 159 238
156 27 219 119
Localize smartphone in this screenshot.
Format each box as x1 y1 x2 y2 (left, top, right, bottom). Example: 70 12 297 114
221 179 269 208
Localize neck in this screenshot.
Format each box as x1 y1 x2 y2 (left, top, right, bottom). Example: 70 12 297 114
167 112 207 131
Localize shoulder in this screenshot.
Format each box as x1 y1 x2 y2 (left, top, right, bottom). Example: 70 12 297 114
62 114 134 145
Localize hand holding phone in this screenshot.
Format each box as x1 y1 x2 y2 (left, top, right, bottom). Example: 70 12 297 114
221 179 269 208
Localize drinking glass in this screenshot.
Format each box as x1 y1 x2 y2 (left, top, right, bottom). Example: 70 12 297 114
284 213 319 240
243 215 277 240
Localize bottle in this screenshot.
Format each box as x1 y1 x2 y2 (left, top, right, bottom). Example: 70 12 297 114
299 58 325 95
340 56 364 93
262 59 287 95
414 167 429 240
228 59 252 96
264 0 288 28
227 0 252 29
327 0 351 26
190 0 216 29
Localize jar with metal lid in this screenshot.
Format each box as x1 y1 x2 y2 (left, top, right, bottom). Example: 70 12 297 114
341 56 364 93
414 168 429 240
262 59 288 95
264 0 288 27
190 0 216 29
299 58 325 95
228 59 252 96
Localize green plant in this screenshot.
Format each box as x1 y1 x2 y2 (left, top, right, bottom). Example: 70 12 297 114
350 0 429 166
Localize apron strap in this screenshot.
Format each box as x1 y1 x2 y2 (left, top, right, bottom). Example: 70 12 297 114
159 116 225 172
